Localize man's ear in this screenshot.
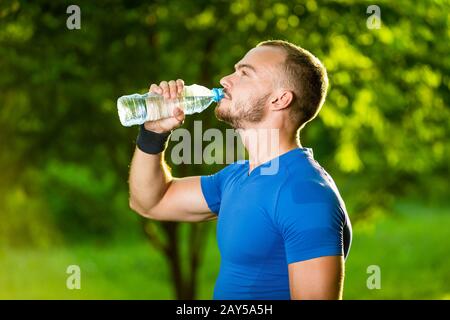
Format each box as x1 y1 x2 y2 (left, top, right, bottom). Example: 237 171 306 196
270 90 294 111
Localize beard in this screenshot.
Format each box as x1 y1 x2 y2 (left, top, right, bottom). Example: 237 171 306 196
215 93 270 129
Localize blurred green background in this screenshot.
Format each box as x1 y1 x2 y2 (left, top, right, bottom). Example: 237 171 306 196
1 0 449 299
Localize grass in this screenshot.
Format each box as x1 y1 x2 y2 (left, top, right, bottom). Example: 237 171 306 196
1 202 449 299
344 202 450 299
0 241 173 299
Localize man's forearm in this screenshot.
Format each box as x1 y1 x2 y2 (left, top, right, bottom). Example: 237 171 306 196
128 147 172 216
128 79 186 217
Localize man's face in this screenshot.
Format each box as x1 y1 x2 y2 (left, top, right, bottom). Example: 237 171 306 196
215 46 285 129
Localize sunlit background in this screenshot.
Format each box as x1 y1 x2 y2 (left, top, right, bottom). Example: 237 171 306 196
1 0 449 299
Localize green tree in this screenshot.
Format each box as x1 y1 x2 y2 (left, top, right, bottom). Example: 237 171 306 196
1 0 448 298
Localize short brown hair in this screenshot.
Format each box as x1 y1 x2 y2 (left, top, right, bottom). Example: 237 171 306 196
257 40 328 130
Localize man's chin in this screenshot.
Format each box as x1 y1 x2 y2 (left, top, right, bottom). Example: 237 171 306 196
214 105 237 127
215 102 227 116
214 105 227 122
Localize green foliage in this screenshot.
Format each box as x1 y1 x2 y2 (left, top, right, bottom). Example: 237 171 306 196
0 0 449 298
38 160 136 242
1 203 449 299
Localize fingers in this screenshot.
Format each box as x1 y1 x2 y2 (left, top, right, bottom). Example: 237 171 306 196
168 80 178 99
176 79 184 95
145 111 184 133
144 117 180 133
159 81 170 99
146 79 185 132
149 80 184 100
149 83 162 95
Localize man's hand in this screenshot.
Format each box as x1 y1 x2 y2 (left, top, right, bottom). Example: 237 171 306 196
145 79 186 133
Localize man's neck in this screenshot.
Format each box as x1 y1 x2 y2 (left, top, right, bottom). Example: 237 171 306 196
237 127 301 173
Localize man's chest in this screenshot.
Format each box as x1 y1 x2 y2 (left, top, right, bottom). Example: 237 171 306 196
216 182 285 266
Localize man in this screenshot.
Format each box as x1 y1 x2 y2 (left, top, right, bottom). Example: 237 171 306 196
128 40 352 300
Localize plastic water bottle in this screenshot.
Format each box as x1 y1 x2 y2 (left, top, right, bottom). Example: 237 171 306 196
117 84 224 127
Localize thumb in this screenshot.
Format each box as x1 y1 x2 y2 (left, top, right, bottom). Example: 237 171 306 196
173 107 185 123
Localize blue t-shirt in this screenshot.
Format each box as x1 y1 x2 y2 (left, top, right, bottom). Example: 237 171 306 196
200 147 352 300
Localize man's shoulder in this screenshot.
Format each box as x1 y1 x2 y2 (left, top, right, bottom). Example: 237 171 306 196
222 159 248 173
206 160 247 180
280 159 343 206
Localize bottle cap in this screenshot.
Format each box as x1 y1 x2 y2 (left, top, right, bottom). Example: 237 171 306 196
212 88 225 102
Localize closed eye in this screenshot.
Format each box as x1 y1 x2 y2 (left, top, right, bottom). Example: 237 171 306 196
234 67 249 77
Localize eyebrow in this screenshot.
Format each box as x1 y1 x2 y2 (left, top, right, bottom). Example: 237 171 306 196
234 63 257 74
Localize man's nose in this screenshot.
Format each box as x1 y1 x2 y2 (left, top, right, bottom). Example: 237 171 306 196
220 73 233 89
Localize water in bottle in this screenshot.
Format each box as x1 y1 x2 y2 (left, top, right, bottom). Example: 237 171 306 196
117 84 224 127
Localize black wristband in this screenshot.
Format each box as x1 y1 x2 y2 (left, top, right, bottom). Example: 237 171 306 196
136 124 171 154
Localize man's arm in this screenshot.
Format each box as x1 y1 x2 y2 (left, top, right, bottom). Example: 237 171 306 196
128 79 216 223
288 255 344 300
129 148 215 222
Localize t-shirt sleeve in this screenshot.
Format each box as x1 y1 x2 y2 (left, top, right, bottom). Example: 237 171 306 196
274 179 345 264
200 164 237 214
